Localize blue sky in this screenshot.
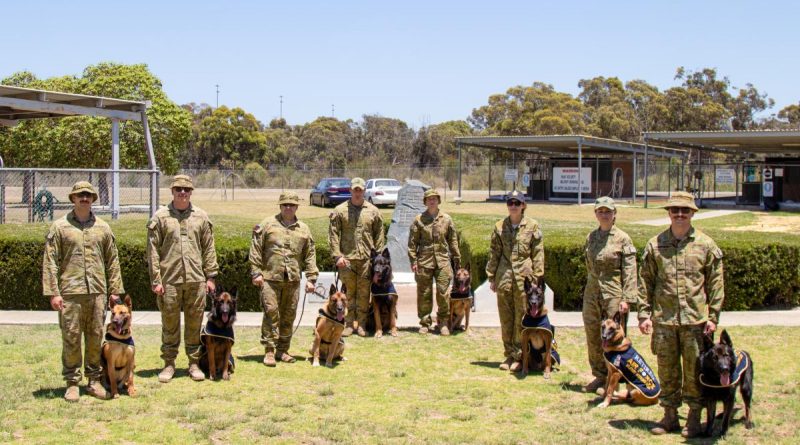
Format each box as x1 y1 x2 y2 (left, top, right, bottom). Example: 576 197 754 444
2 1 798 128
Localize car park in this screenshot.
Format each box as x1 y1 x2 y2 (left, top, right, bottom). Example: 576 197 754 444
364 178 401 207
310 177 351 207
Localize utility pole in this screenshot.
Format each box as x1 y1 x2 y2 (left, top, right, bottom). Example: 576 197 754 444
279 95 283 119
331 104 335 118
215 84 220 108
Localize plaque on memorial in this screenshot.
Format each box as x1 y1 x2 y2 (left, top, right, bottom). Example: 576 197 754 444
387 180 429 273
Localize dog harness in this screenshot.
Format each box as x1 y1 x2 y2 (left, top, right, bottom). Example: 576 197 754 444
371 282 398 304
199 324 235 370
103 332 135 348
316 308 346 345
520 313 561 366
699 351 750 388
603 346 661 399
450 288 473 300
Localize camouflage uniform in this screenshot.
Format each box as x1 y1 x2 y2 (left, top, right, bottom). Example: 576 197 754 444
638 227 724 410
583 225 638 379
42 184 124 385
328 196 385 330
147 202 218 364
408 193 461 329
486 210 544 361
250 207 318 356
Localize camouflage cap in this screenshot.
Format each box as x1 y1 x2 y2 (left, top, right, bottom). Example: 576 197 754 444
68 181 98 203
278 191 300 206
350 177 366 190
664 191 698 211
506 190 526 204
594 196 616 211
423 189 441 203
170 174 194 190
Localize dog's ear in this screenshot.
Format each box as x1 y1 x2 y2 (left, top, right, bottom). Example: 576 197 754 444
329 283 337 297
536 276 545 290
702 333 715 352
464 262 471 273
382 247 391 259
340 282 347 295
370 248 377 259
613 311 621 325
124 295 132 310
523 277 533 294
228 286 238 298
720 329 733 348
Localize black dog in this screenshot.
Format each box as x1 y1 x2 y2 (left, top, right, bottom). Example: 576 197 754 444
520 277 559 378
699 330 754 436
367 248 398 337
199 286 237 380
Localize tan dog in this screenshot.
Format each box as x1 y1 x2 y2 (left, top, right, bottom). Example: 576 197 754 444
101 295 136 399
448 265 472 334
199 287 237 381
310 284 348 368
598 312 660 408
519 277 558 379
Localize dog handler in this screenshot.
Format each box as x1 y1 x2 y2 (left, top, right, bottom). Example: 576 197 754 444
250 191 318 366
328 177 385 337
43 181 125 401
581 197 639 394
638 191 724 438
486 190 544 372
147 174 218 383
408 188 461 335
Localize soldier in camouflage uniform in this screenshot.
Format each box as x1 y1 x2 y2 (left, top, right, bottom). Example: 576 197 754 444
250 191 318 366
328 177 385 337
638 191 724 438
486 191 544 372
147 175 218 383
408 189 461 335
43 181 124 402
582 197 639 394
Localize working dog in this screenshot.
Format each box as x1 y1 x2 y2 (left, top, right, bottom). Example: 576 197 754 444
520 277 559 379
199 287 237 381
449 264 472 334
597 311 660 408
101 295 136 399
699 330 754 436
368 248 398 338
310 284 348 367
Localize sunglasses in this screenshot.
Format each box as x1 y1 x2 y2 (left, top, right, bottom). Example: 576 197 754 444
668 207 693 215
506 200 523 207
173 187 192 193
75 191 93 198
281 204 298 208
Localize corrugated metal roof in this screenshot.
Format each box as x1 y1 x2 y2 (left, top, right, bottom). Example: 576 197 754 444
0 85 146 124
643 130 800 153
454 134 685 158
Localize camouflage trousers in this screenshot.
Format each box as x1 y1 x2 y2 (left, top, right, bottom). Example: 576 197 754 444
415 264 452 328
157 282 206 363
59 294 106 383
260 280 300 355
582 292 622 379
652 323 706 410
496 284 526 361
338 259 371 329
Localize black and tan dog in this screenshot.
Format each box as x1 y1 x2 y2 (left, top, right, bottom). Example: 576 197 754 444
448 264 472 334
520 277 560 378
368 248 398 338
199 287 237 381
101 295 136 399
310 284 348 367
699 330 754 436
597 311 660 408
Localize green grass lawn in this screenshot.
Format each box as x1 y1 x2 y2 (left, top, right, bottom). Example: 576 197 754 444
1 325 797 444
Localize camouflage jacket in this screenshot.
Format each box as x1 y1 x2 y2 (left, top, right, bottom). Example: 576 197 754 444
583 226 638 303
249 214 319 283
147 203 218 286
328 200 385 262
485 216 544 291
407 211 461 270
638 227 725 325
42 211 125 296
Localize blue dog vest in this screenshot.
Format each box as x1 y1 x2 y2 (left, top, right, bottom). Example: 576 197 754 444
699 351 750 388
604 346 660 399
103 332 135 348
371 282 398 303
521 313 561 365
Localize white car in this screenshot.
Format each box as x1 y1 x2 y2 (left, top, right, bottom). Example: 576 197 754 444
365 178 402 207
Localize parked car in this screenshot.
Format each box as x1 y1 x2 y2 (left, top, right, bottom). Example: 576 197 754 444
310 178 351 207
365 178 402 207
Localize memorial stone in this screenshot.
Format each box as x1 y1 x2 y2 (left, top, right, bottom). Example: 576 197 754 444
387 180 429 272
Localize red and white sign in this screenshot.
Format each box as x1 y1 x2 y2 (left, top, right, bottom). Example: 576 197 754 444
552 167 591 193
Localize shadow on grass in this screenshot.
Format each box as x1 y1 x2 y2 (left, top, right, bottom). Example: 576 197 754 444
32 387 64 399
135 367 162 378
470 361 502 369
608 418 657 432
559 382 586 394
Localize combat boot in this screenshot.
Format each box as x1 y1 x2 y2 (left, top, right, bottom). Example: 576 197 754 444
86 380 109 400
583 376 606 395
263 351 276 367
681 408 702 438
509 360 522 372
64 383 79 402
356 326 366 337
439 325 450 336
650 406 680 435
342 326 353 337
499 357 514 371
418 326 429 335
188 363 205 381
158 361 176 383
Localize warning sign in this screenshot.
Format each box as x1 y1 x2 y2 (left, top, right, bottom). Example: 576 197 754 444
552 167 591 193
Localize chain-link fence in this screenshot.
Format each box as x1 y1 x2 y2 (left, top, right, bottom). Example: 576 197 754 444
0 168 158 224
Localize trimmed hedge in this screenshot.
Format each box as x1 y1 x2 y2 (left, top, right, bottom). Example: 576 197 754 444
2 217 799 311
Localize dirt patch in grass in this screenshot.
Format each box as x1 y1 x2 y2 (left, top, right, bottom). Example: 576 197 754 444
724 213 800 233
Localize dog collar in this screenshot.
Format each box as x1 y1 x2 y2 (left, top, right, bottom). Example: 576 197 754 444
370 282 397 297
318 308 345 327
699 351 749 388
201 324 235 343
104 332 135 347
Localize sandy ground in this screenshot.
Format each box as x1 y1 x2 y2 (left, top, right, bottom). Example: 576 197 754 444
724 213 800 233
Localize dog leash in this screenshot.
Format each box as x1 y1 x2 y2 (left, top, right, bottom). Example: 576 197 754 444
292 283 329 336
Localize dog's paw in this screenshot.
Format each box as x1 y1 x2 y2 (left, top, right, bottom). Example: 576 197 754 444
112 393 120 399
325 362 334 368
128 388 137 397
375 331 383 338
544 371 551 380
596 401 610 409
312 361 320 367
223 372 230 381
390 329 398 337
